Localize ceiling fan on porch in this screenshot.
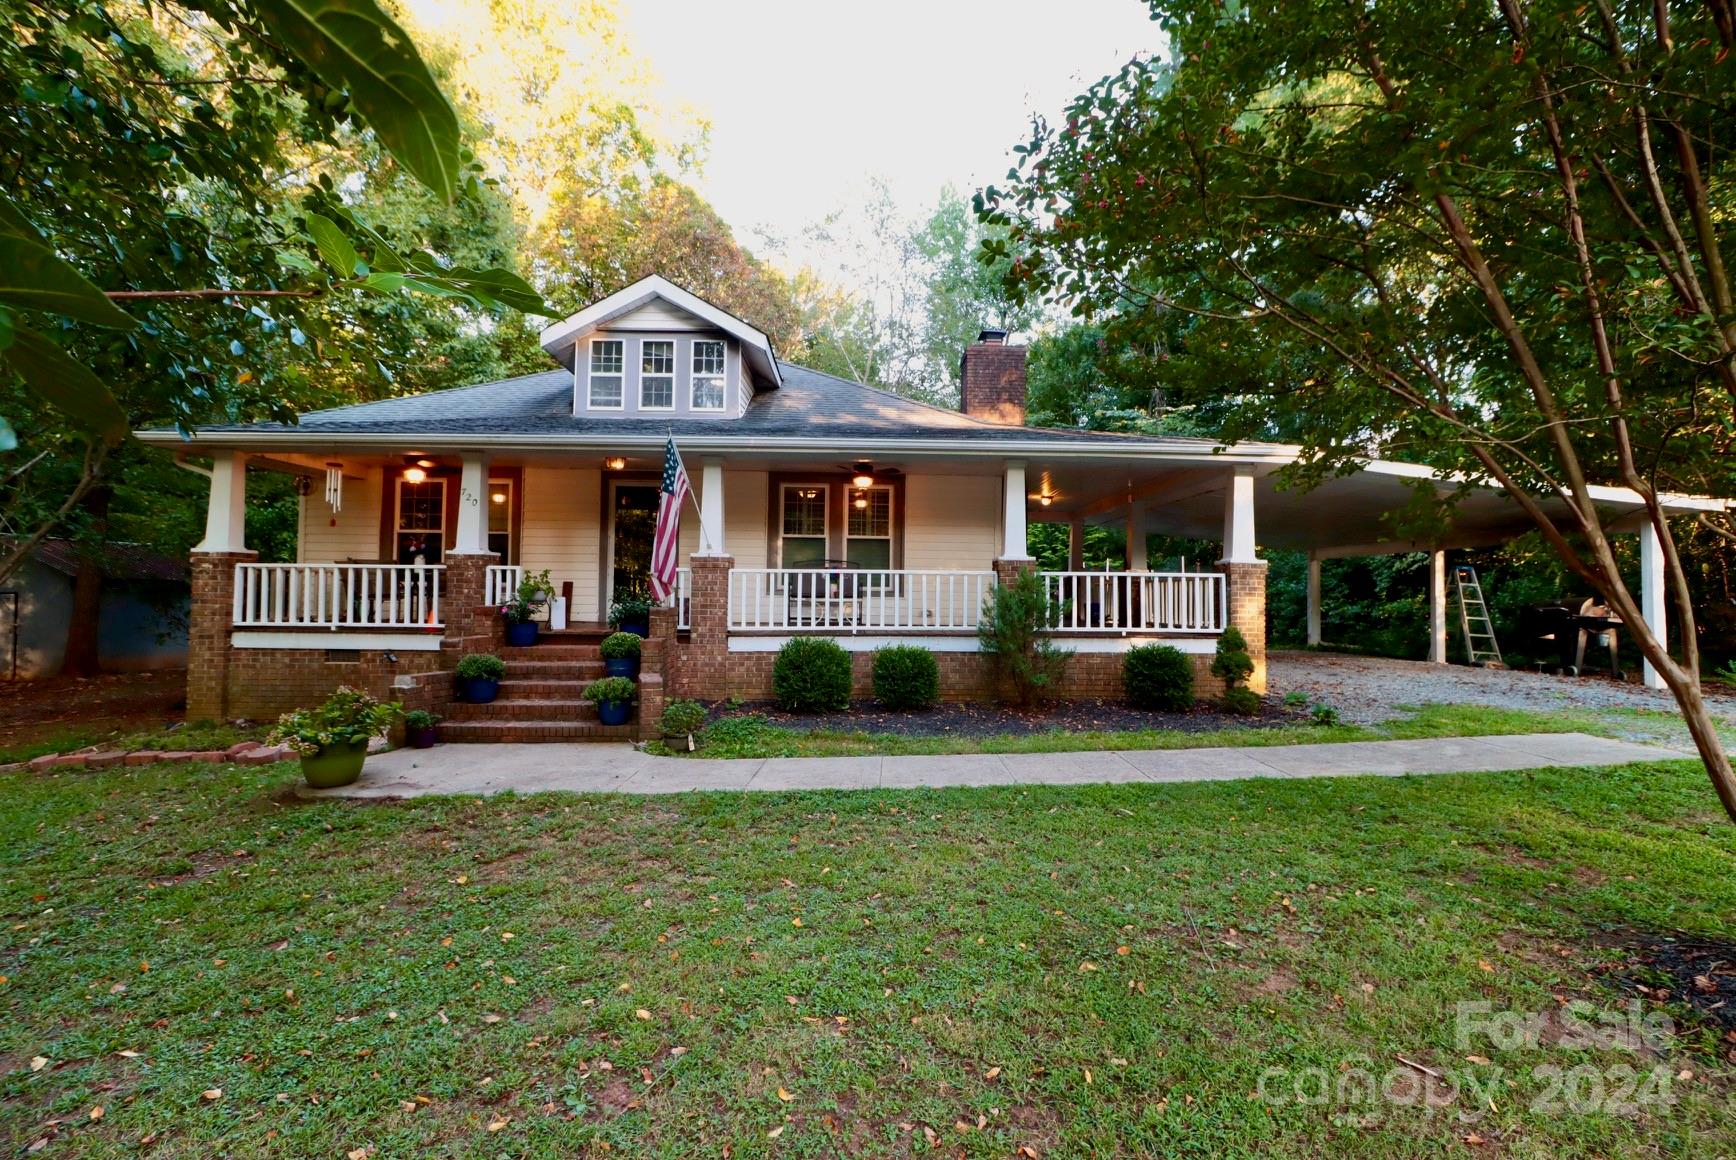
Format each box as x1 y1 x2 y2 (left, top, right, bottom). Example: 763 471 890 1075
836 460 902 488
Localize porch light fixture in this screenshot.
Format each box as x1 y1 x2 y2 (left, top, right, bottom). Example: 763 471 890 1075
402 466 428 484
414 458 436 469
850 461 875 488
853 491 869 510
490 491 507 504
604 456 627 471
1038 494 1054 507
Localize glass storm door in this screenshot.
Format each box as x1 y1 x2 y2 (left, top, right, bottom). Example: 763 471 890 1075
609 484 660 605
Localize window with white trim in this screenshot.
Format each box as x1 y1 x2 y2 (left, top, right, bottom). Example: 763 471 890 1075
588 339 624 408
780 485 828 568
395 477 445 565
846 486 893 573
640 340 674 409
691 340 726 410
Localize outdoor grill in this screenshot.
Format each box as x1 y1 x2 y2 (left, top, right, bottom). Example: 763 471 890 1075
1522 599 1626 679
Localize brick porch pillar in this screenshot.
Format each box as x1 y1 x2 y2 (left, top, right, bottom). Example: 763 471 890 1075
187 550 255 721
1218 560 1269 694
441 552 499 653
686 555 732 699
640 606 675 737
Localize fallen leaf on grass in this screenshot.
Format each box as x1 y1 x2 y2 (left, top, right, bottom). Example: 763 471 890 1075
89 1106 104 1121
201 1089 222 1101
635 1009 651 1021
767 1125 785 1139
347 1149 372 1160
30 1056 46 1071
487 1118 508 1132
1477 960 1495 973
776 1087 795 1102
984 1066 1001 1080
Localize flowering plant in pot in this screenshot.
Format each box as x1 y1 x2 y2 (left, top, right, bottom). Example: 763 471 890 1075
608 592 654 637
268 686 401 788
499 578 546 647
456 653 506 703
599 630 642 677
583 676 636 727
404 709 441 749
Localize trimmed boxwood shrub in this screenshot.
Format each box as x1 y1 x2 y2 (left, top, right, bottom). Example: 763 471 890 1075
599 631 642 660
772 637 852 713
455 654 505 682
872 645 939 710
1122 644 1194 710
659 698 707 737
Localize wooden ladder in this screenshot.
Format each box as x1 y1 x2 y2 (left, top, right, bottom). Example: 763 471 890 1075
1452 565 1504 667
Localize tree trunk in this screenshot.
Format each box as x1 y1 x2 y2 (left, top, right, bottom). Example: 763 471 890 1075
61 486 112 679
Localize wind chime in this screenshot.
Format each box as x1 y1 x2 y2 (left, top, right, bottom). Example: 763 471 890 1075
323 462 344 514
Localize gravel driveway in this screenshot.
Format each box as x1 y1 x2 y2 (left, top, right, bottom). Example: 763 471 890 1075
1268 650 1736 731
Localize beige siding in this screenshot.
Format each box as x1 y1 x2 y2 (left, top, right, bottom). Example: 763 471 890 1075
298 470 382 562
675 468 768 566
903 473 1002 570
521 467 603 621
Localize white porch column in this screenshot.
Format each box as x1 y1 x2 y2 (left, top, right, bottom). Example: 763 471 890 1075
1305 552 1322 646
1428 549 1448 664
696 458 726 556
1640 519 1667 689
1219 465 1257 564
1067 517 1084 571
1001 460 1031 560
452 451 492 554
195 450 248 552
1126 505 1147 571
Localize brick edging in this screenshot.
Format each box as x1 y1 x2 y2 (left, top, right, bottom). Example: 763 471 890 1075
6 739 297 773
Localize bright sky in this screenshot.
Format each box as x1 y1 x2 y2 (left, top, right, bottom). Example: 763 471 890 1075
618 0 1163 273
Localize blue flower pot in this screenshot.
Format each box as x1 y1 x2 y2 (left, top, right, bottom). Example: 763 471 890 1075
461 676 499 704
596 699 633 727
506 620 538 647
617 617 649 638
604 656 639 678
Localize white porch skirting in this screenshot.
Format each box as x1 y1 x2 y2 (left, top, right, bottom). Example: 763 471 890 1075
232 631 445 651
726 634 1218 654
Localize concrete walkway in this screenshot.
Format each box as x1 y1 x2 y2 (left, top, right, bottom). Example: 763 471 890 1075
298 732 1685 799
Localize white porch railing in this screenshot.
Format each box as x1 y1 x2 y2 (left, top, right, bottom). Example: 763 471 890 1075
485 564 523 605
728 568 995 632
234 563 444 629
1041 571 1224 633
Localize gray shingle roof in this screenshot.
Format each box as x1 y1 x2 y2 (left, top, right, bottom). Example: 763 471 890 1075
162 361 1243 450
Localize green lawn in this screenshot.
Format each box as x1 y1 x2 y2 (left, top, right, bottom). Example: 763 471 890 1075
3 753 1733 1156
656 703 1645 759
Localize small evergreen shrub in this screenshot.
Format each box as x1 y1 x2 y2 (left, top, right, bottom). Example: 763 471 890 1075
1309 702 1340 727
772 637 852 712
455 654 506 682
660 699 707 737
583 676 637 705
872 645 940 710
1223 687 1262 716
978 570 1071 707
1122 644 1194 711
599 631 642 660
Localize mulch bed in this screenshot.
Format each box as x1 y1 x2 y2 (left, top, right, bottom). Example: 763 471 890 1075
1599 932 1736 1048
709 698 1305 738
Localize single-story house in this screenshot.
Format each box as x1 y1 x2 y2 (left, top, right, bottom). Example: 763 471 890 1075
0 539 188 679
138 275 1726 738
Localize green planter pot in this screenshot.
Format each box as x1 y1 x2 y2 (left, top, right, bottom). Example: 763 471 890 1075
299 739 369 788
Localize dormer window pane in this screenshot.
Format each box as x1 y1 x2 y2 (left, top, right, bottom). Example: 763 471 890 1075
692 340 726 410
589 339 624 409
641 340 675 409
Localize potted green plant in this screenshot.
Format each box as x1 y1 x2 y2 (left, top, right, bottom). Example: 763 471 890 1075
599 630 642 677
499 574 547 647
584 676 636 727
456 653 506 703
608 592 654 637
269 686 401 788
404 708 441 749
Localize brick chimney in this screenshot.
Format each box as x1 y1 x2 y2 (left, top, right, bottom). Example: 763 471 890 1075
959 328 1026 425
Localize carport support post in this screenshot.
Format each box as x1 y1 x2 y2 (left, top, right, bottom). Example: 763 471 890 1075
1001 460 1031 561
188 451 252 722
1641 520 1667 689
1305 553 1322 646
1217 465 1267 693
1126 505 1147 571
1428 550 1448 664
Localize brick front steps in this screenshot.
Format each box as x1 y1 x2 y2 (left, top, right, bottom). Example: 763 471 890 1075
444 642 637 742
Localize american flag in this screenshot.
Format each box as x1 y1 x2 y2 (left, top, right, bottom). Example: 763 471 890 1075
648 436 690 603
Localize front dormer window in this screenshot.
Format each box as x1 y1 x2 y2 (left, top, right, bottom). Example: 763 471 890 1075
589 339 624 409
641 340 675 410
692 340 726 411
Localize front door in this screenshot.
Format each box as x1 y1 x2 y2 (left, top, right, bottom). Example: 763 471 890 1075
608 483 660 608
